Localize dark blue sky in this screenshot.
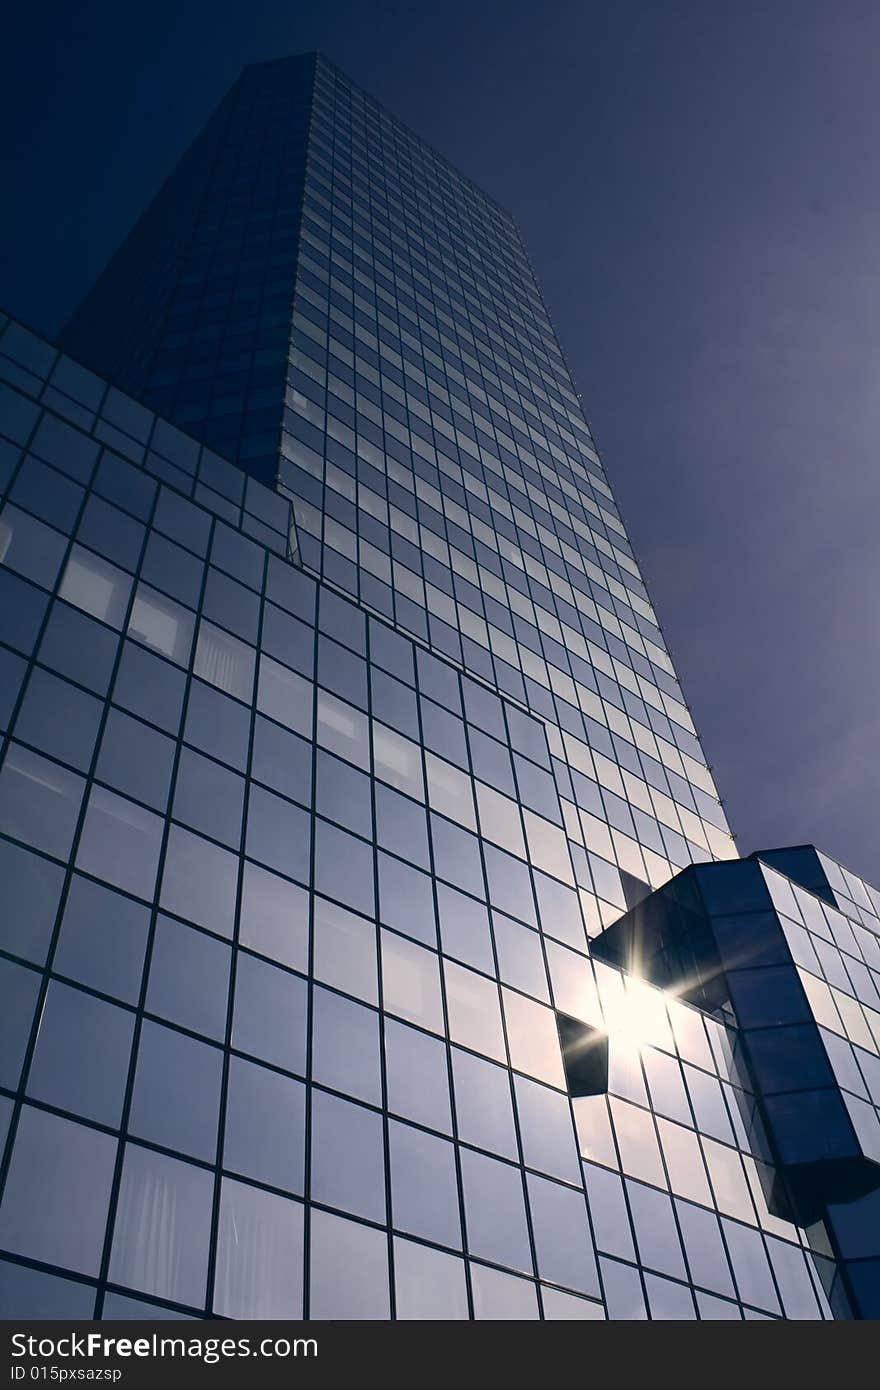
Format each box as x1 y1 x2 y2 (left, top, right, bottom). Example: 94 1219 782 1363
3 0 879 882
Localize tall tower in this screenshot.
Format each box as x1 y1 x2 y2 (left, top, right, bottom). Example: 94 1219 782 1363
61 53 734 891
0 54 878 1322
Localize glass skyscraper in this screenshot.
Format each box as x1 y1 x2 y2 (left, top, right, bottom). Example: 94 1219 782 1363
1 52 878 1321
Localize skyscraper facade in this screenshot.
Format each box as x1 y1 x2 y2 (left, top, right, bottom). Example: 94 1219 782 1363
0 53 878 1321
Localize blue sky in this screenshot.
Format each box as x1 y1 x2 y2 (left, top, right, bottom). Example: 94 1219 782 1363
3 0 879 881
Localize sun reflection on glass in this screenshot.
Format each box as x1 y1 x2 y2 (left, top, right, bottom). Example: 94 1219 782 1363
601 975 674 1055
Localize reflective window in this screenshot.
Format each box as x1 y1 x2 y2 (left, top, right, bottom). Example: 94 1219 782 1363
389 1120 461 1248
239 862 309 971
444 960 505 1062
28 980 134 1126
58 545 131 627
1 505 67 589
213 1179 304 1319
385 1018 452 1133
14 667 102 772
0 838 65 965
310 1090 386 1223
309 1207 389 1320
223 1055 305 1193
514 1075 580 1183
0 743 84 859
159 822 236 934
109 1144 213 1308
460 1148 531 1272
96 709 175 812
54 875 149 1003
147 915 230 1040
315 749 372 839
452 1047 518 1159
527 1173 600 1297
722 1218 780 1313
600 1256 647 1319
378 854 435 945
313 896 377 1004
393 1238 468 1320
312 986 381 1105
76 786 164 899
232 954 307 1075
503 989 565 1089
674 1199 735 1297
0 1106 116 1275
129 1021 222 1161
381 930 443 1032
626 1180 687 1281
172 747 244 849
128 583 194 666
257 655 312 735
436 883 493 973
470 1263 538 1320
194 621 255 702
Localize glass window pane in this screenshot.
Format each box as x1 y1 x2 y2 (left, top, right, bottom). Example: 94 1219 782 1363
28 980 134 1127
109 1144 213 1308
316 689 368 767
384 1018 452 1133
232 953 307 1075
1 505 67 589
503 989 566 1089
223 1054 305 1194
313 897 378 1004
626 1180 688 1281
0 838 65 964
213 1178 304 1319
527 1172 600 1297
460 1148 531 1272
378 853 436 945
59 545 131 628
172 747 244 849
239 862 309 971
389 1120 461 1249
309 1208 389 1320
0 1106 116 1275
674 1199 735 1297
14 668 102 772
444 960 506 1062
393 1238 468 1320
146 916 230 1040
312 986 381 1106
129 1020 223 1161
310 1090 386 1223
600 1256 647 1319
493 914 549 1000
76 786 163 899
128 583 194 666
372 723 424 798
0 1260 96 1319
96 708 175 812
0 743 84 859
381 929 444 1032
470 1262 538 1320
246 785 311 883
54 875 149 1003
436 883 493 973
514 1074 581 1183
452 1047 518 1159
194 621 255 702
160 825 238 937
257 655 313 735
